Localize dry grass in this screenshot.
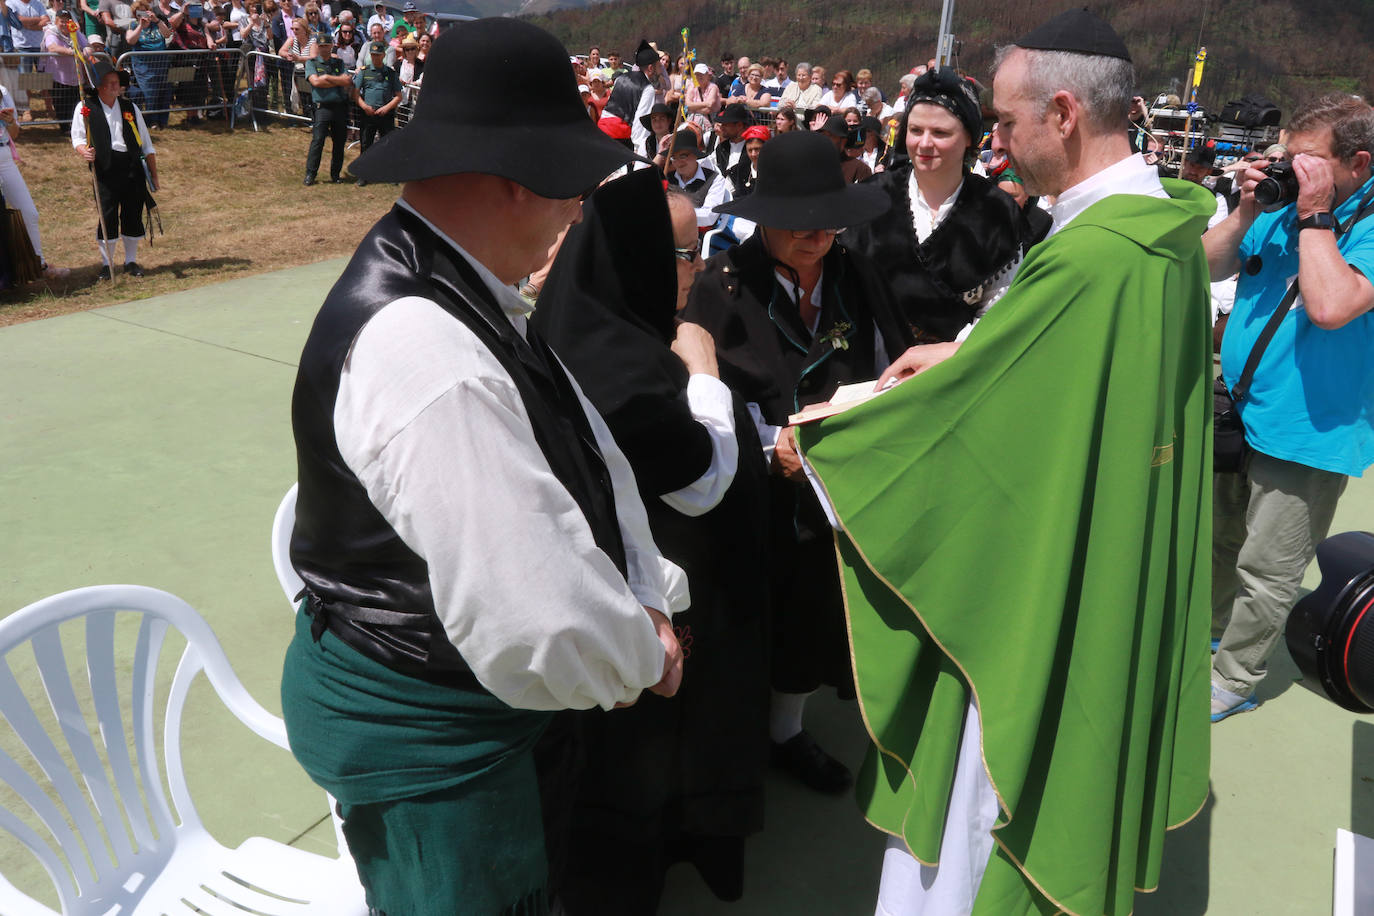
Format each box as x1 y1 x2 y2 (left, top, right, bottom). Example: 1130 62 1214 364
1 114 396 326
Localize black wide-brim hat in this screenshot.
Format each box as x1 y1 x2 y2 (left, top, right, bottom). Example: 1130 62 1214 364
350 18 639 197
715 131 889 230
640 102 672 132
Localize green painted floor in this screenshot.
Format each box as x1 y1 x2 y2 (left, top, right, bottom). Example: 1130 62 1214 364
1 261 1372 915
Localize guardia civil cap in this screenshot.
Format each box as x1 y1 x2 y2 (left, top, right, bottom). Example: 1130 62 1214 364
1015 8 1131 62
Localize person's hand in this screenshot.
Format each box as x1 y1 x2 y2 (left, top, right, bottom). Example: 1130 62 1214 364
657 131 671 154
38 13 50 26
1293 153 1336 221
773 426 807 481
876 341 961 389
645 606 683 697
670 321 718 377
78 144 95 162
1233 163 1273 224
0 108 15 125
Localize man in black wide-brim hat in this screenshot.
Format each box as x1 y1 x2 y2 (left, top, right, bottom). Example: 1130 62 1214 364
278 18 686 916
681 130 913 796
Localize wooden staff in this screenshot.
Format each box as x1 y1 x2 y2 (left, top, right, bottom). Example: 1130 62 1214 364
68 18 115 277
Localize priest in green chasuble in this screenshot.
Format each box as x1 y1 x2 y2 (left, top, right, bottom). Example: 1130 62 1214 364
797 10 1215 916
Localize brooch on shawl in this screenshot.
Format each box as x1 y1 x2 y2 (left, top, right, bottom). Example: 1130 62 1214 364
962 284 985 305
818 321 852 351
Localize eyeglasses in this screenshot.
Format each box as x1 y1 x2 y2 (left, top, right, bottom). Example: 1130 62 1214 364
788 228 843 239
673 241 701 262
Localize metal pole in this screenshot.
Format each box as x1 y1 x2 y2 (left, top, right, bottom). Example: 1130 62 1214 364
935 0 955 67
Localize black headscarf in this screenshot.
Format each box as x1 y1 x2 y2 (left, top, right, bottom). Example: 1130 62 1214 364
533 166 715 496
905 66 983 145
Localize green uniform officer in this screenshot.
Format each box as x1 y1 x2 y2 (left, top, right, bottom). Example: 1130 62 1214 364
352 39 402 186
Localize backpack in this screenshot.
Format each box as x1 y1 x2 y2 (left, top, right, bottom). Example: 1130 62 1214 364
1219 94 1281 127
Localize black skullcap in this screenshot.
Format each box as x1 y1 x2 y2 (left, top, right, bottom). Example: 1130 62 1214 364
634 39 657 69
1015 8 1131 62
906 66 983 144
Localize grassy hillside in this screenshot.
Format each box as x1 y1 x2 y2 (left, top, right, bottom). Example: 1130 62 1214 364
525 0 1374 119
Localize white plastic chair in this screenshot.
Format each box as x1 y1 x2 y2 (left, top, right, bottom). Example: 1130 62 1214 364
272 482 306 614
271 484 357 879
0 585 368 915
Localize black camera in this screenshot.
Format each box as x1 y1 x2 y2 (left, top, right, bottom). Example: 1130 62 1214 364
845 125 866 149
1253 159 1300 212
1285 531 1374 713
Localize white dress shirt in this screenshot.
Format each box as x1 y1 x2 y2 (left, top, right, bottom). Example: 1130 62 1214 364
670 162 732 228
70 97 156 156
1047 152 1167 236
332 200 688 713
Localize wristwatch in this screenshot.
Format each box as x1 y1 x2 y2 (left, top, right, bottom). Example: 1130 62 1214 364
1297 211 1336 231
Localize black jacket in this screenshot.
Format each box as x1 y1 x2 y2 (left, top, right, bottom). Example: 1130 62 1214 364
844 166 1051 342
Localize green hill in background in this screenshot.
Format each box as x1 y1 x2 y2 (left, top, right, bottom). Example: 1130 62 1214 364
523 0 1374 120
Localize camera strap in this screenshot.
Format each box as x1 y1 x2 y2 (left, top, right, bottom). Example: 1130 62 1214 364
1231 277 1300 402
1233 180 1374 402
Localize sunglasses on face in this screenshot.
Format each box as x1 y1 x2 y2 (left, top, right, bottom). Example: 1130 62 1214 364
673 240 701 262
788 228 843 239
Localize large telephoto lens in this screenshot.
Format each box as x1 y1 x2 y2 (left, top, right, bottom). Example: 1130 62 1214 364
1286 531 1374 713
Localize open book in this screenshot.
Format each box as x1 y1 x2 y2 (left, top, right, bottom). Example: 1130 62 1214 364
788 378 895 426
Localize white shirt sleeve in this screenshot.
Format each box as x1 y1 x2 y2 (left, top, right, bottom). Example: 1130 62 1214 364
334 297 675 712
555 351 691 617
659 374 739 516
70 102 86 148
747 401 782 464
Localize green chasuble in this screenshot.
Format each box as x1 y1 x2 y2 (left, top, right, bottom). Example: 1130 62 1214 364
798 180 1215 916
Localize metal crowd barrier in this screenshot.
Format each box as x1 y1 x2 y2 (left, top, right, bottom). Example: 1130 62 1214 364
114 48 241 125
0 51 89 128
242 50 419 150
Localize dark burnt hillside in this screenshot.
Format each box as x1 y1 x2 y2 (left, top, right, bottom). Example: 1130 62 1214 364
524 0 1374 118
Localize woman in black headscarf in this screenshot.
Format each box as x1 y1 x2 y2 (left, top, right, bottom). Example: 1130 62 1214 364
532 166 771 915
844 66 1050 346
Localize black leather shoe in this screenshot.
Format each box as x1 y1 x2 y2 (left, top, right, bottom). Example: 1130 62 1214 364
356 178 368 187
303 175 316 186
123 261 144 277
770 730 852 794
330 175 344 183
96 264 112 281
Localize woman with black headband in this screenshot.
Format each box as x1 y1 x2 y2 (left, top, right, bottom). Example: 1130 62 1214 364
845 66 1050 347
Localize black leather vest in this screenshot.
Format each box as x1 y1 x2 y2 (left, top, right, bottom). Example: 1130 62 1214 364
290 206 628 686
86 97 141 173
603 70 648 123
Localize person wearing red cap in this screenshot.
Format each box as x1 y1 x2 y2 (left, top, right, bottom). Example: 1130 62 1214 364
726 124 769 198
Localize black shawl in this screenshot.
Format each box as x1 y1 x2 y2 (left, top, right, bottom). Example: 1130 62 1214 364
533 166 772 910
532 167 714 497
845 164 1051 342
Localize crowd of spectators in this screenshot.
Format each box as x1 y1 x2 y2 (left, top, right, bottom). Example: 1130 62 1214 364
0 0 434 129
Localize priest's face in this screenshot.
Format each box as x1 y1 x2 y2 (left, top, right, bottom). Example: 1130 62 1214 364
992 48 1068 197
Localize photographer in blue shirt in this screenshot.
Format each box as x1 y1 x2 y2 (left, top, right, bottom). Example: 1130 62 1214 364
1203 93 1374 722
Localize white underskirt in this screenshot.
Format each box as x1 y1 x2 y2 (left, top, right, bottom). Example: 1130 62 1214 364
874 700 1000 916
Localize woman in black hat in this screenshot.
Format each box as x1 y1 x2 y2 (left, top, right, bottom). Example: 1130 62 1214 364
844 66 1050 345
681 130 912 795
